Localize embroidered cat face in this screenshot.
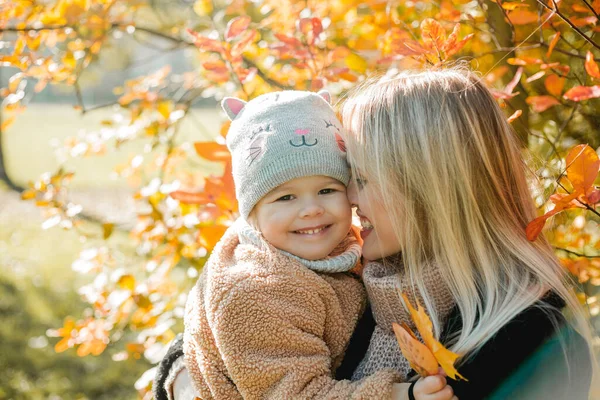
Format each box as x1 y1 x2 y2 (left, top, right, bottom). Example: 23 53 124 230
223 91 346 168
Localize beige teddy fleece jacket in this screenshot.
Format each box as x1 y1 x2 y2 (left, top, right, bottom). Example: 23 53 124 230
183 225 400 400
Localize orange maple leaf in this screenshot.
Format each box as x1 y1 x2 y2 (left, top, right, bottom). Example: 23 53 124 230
393 294 467 381
526 144 600 241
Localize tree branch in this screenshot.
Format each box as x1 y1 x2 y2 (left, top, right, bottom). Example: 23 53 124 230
535 0 600 51
555 247 600 258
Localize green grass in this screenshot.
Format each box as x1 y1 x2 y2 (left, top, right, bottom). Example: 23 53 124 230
0 214 151 399
0 102 226 399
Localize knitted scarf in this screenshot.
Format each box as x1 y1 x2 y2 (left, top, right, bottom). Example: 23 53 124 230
352 254 456 382
235 218 362 273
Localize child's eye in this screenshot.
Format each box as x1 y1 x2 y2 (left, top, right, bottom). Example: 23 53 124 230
276 194 294 201
319 188 336 195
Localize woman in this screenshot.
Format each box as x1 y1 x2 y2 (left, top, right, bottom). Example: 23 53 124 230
155 67 595 399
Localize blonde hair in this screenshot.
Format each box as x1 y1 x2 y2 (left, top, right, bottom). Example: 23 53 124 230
341 67 597 374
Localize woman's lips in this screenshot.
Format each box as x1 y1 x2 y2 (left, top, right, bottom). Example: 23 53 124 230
359 217 373 239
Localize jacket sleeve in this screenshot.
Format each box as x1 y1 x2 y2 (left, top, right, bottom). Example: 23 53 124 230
153 334 185 400
211 273 400 399
445 307 592 400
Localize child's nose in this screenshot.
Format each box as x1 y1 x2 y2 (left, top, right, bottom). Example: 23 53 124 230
299 202 325 218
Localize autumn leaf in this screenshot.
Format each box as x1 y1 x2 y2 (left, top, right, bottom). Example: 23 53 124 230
585 51 600 79
501 2 530 10
299 17 323 45
193 0 212 16
194 142 231 162
545 74 565 97
345 53 368 74
565 144 600 195
199 224 228 250
527 145 600 241
117 274 136 291
508 10 539 25
546 32 560 58
392 322 439 377
563 85 600 101
507 109 522 123
421 19 445 50
526 95 560 112
225 16 251 41
170 190 210 204
396 294 467 380
102 223 114 239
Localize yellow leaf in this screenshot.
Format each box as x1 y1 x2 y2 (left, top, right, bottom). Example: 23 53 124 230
402 293 467 380
21 189 36 200
102 222 114 239
117 274 136 291
193 0 213 16
393 322 439 376
345 53 368 74
157 100 172 120
566 144 600 195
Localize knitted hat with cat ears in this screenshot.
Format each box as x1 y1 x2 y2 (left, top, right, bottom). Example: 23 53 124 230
221 90 349 220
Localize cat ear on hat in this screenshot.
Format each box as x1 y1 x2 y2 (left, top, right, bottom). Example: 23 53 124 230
317 90 331 104
222 97 247 120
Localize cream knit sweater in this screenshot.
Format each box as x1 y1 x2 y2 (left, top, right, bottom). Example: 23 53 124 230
183 225 400 399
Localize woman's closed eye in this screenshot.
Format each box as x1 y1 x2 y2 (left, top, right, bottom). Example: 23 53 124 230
355 177 368 189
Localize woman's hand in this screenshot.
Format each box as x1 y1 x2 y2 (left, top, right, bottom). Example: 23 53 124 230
413 374 457 400
392 373 457 400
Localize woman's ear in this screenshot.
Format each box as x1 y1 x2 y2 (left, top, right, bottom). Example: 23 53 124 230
221 97 247 120
317 90 331 104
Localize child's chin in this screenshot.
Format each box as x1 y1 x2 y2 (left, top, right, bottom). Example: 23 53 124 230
299 248 334 261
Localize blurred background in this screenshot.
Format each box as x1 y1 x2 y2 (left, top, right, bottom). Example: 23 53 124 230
2 0 600 398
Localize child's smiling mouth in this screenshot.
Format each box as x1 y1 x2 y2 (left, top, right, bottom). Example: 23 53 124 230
293 224 332 236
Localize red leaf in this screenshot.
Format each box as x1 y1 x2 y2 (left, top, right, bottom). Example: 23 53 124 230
526 216 549 242
563 85 600 101
526 95 560 112
585 51 600 79
187 29 223 53
231 30 258 57
299 17 323 45
225 16 251 41
588 189 600 204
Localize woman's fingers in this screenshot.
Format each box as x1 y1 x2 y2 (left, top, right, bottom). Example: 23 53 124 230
427 384 455 400
415 374 447 395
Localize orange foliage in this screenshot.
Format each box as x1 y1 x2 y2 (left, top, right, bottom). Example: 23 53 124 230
393 294 467 380
2 0 600 395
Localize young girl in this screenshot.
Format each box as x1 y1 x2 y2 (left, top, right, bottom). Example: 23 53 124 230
341 67 595 399
167 90 455 400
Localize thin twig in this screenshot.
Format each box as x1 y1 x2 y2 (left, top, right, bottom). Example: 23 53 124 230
555 247 600 258
535 0 600 51
580 0 600 20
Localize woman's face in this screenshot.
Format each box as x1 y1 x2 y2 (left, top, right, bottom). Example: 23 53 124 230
347 173 403 261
